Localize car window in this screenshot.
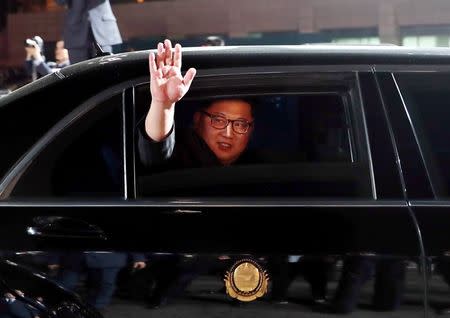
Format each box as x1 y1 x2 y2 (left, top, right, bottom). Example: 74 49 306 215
395 73 450 199
7 94 124 198
134 73 373 199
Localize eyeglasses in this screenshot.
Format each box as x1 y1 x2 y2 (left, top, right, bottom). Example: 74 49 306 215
200 111 253 134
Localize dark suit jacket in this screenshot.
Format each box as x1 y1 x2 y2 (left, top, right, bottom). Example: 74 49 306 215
137 123 259 171
137 125 222 171
56 0 122 49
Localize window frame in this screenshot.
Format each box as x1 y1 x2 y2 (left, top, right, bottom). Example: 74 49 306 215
133 69 377 200
392 71 450 199
0 81 139 201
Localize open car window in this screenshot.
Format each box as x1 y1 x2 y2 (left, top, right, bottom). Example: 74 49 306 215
134 72 374 199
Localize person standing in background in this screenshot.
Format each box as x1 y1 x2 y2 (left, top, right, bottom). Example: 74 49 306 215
24 38 70 81
24 35 45 81
48 252 146 312
202 35 225 46
55 0 122 63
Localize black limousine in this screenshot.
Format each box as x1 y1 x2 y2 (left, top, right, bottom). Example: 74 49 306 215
0 44 450 318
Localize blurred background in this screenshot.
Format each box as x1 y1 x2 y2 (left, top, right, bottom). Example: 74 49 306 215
2 0 450 90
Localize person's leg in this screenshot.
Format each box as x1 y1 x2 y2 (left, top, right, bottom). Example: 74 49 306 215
437 256 450 285
162 256 208 304
58 269 81 292
146 255 179 307
87 267 121 310
302 257 333 303
435 256 450 314
373 258 406 311
268 255 294 303
330 256 374 313
68 47 90 64
100 45 113 54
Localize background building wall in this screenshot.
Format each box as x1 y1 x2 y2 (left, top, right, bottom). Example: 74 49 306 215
2 0 450 66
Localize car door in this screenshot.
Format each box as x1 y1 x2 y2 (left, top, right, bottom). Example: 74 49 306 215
0 78 129 316
0 66 425 318
379 69 450 318
132 67 425 317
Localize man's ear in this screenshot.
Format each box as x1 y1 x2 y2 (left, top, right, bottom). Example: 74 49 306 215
193 111 201 128
248 122 255 136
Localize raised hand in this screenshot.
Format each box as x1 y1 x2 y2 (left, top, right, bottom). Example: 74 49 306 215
149 39 196 107
25 42 42 61
145 39 196 141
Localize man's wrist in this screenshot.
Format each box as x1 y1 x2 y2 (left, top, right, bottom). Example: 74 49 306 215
150 100 174 111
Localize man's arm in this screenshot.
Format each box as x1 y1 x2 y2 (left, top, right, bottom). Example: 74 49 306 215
35 62 53 77
137 40 195 168
145 39 196 141
24 60 33 78
25 44 53 77
137 123 175 168
130 253 146 270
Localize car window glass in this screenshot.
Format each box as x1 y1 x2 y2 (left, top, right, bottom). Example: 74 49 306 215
134 73 373 199
8 94 124 198
395 73 450 199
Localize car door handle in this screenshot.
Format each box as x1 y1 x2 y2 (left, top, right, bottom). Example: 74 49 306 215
163 209 203 215
26 216 107 240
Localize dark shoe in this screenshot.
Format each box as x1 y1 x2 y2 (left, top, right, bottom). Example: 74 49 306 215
271 298 289 305
313 297 328 305
147 297 168 309
438 307 450 315
97 308 108 317
312 297 330 312
147 302 163 309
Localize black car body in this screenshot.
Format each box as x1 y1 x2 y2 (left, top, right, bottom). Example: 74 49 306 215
0 45 450 317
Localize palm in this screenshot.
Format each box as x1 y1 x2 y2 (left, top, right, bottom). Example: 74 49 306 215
149 40 196 108
151 66 186 104
145 40 196 142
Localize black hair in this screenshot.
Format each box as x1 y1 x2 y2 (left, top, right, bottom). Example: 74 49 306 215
200 97 257 118
203 36 225 46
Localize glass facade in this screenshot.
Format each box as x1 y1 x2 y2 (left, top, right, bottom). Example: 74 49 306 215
332 37 381 45
402 35 450 47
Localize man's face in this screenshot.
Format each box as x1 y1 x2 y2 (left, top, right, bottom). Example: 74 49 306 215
55 41 68 63
194 99 254 165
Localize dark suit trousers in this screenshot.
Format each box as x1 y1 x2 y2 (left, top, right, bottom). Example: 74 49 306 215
59 267 121 309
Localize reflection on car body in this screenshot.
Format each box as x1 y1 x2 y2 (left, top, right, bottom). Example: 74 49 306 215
0 44 450 317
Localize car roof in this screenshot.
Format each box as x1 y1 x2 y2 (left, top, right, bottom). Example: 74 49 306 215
2 44 450 108
62 44 450 74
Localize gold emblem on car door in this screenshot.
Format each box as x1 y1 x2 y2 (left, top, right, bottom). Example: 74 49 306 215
224 259 269 302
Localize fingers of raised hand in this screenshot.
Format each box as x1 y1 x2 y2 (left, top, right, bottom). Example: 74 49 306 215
164 39 173 65
152 40 185 83
155 40 182 67
156 42 165 69
149 52 158 77
183 68 197 89
174 43 182 68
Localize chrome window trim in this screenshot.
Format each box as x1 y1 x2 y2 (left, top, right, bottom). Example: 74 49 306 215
0 199 407 208
374 65 450 72
0 65 376 201
355 72 377 200
409 200 450 207
391 72 438 198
